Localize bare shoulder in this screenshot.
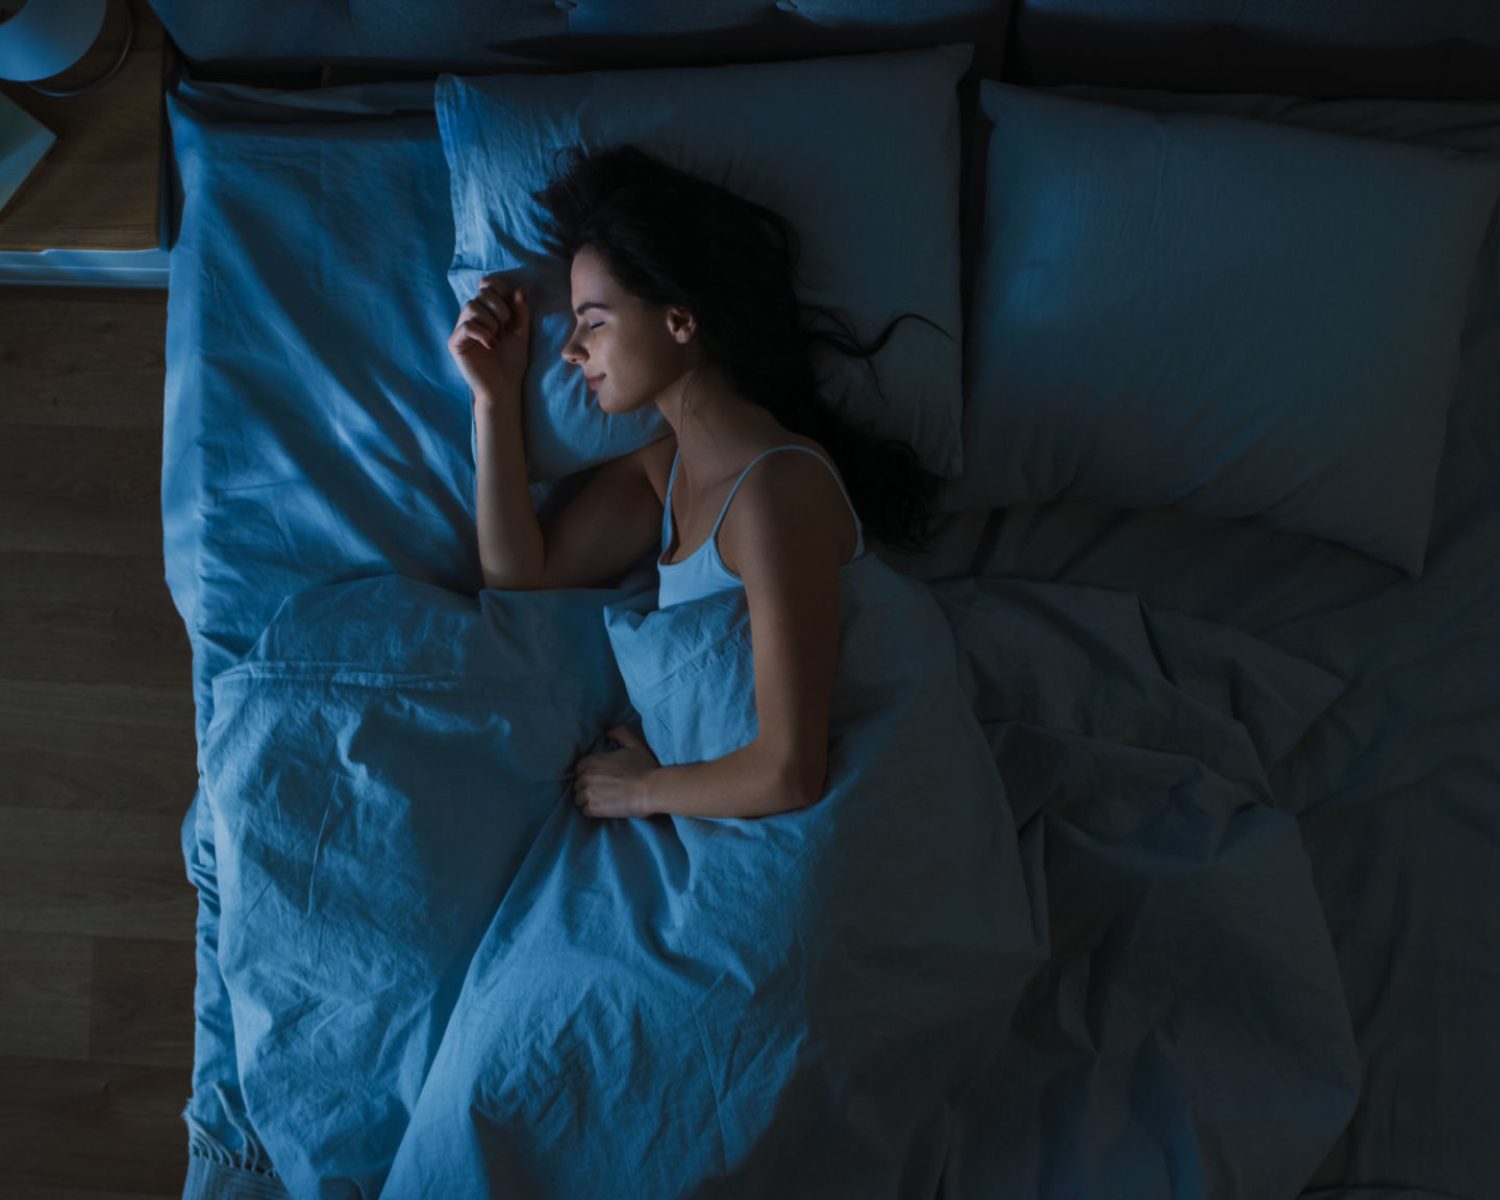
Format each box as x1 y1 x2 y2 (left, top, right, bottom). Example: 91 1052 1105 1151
721 439 858 573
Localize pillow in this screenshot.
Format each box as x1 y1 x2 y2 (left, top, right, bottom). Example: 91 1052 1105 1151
435 44 974 484
940 81 1500 577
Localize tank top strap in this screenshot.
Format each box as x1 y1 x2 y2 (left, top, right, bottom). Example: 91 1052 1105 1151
708 443 863 546
664 443 865 560
707 445 790 539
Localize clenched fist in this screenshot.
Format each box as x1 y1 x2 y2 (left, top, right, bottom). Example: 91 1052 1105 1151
448 274 531 400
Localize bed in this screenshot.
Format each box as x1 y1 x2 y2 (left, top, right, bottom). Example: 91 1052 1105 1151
152 2 1500 1197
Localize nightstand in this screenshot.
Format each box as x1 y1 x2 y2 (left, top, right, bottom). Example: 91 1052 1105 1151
0 0 171 287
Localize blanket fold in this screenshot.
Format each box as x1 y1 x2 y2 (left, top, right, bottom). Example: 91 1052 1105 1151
191 562 1353 1198
932 577 1357 1199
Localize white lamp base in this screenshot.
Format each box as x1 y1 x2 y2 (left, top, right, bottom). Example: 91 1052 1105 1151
1 0 135 98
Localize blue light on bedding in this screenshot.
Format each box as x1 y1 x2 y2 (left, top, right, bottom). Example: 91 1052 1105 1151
199 553 1041 1197
914 85 1500 1198
164 73 1489 1200
163 85 493 1180
190 539 1352 1198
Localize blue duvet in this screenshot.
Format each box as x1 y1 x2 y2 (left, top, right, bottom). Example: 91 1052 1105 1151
166 76 1376 1199
199 552 1040 1197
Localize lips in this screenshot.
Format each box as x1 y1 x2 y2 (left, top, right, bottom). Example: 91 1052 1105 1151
587 374 605 389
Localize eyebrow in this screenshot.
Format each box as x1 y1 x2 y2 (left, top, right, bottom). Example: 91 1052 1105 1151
574 302 612 316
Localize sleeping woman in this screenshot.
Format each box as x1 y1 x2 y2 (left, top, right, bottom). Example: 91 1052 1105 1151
444 143 949 824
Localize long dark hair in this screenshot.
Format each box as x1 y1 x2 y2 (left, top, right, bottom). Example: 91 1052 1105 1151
530 143 950 555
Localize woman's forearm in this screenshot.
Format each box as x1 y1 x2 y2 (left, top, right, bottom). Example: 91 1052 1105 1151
643 739 805 820
474 390 546 590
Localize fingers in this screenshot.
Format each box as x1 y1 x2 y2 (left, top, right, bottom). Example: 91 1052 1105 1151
455 293 512 351
454 313 494 352
472 286 509 326
475 275 527 327
450 329 491 356
461 298 500 332
458 295 526 349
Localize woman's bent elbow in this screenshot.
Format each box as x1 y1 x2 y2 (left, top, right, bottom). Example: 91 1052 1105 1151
480 569 547 592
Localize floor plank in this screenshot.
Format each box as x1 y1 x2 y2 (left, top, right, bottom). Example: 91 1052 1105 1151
0 287 166 430
0 551 191 687
0 1057 189 1194
0 932 92 1060
0 806 195 943
0 679 196 813
5 1189 178 1199
0 424 164 557
1 225 191 1193
90 937 196 1068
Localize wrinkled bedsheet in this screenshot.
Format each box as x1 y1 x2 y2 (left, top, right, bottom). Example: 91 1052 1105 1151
194 549 1349 1198
933 577 1355 1198
200 553 1038 1197
163 74 1499 1200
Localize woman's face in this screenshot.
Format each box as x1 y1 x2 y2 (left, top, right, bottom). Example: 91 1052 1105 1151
561 245 696 414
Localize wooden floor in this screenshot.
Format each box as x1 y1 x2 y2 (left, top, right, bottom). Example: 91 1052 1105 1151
1 285 196 1198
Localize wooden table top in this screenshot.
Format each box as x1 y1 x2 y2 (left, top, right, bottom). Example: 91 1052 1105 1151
0 0 167 253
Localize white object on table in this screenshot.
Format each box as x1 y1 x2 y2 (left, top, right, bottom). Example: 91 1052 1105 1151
0 0 107 82
0 87 55 215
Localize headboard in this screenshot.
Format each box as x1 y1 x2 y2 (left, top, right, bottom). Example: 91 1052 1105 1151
1007 0 1500 102
141 0 1014 85
145 0 1500 102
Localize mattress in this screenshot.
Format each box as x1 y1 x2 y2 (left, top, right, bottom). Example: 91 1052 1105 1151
161 74 1500 1199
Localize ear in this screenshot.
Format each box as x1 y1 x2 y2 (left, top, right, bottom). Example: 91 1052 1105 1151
665 305 696 342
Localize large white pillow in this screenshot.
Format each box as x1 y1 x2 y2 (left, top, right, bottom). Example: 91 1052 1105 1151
942 82 1500 577
436 44 974 482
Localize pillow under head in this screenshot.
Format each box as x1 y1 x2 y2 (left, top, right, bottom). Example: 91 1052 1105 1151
436 45 974 484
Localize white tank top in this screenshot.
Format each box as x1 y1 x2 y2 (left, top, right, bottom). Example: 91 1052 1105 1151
657 444 866 610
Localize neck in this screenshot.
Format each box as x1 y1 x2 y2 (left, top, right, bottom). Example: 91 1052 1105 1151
658 367 774 491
